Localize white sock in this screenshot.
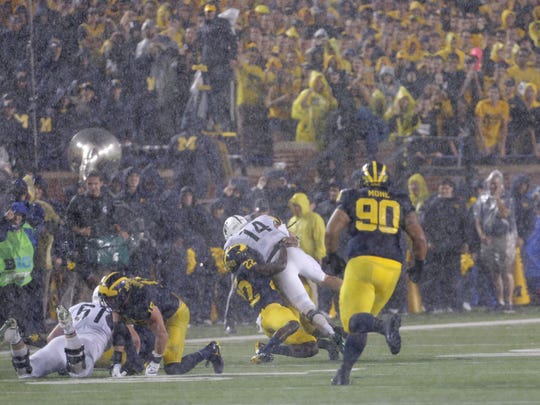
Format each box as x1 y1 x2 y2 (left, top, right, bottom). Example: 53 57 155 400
311 313 335 337
65 334 82 350
12 347 28 357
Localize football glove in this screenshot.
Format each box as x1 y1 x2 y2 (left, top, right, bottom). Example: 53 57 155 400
145 360 160 376
407 259 425 284
110 363 127 378
322 253 346 276
145 351 162 377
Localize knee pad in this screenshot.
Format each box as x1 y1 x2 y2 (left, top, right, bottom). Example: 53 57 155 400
348 313 375 334
12 350 32 378
65 346 87 375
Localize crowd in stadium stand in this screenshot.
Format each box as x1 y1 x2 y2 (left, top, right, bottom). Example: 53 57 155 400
0 0 540 341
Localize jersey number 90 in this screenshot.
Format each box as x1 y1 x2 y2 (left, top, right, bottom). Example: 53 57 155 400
356 198 400 234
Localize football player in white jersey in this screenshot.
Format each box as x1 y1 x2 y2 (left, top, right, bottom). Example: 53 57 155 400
1 302 114 378
223 214 344 346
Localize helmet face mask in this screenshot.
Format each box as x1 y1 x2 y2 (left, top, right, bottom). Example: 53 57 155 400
92 286 103 306
223 215 249 239
361 161 389 187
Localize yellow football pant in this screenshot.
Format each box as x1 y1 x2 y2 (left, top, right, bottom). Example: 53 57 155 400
259 303 317 345
339 255 402 334
95 301 189 367
164 300 190 365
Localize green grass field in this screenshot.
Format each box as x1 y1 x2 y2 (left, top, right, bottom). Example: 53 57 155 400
2 308 540 405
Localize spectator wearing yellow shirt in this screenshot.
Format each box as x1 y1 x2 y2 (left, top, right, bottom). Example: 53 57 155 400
506 47 540 90
77 7 113 62
528 7 540 48
161 14 184 49
500 9 525 40
436 32 466 69
474 84 509 159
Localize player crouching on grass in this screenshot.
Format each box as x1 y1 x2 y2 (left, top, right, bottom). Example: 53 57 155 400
98 272 224 376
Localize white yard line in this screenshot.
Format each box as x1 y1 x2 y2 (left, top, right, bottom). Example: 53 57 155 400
18 369 364 385
185 317 540 344
2 316 540 382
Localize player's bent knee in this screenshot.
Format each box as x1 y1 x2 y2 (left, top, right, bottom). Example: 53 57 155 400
348 313 375 334
65 346 87 375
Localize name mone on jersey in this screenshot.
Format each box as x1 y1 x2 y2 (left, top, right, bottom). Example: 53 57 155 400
368 190 390 199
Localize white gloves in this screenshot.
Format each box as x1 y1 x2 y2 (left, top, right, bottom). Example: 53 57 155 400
145 351 162 376
110 363 127 378
145 360 161 376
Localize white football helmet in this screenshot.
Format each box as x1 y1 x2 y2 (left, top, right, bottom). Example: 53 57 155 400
223 215 248 239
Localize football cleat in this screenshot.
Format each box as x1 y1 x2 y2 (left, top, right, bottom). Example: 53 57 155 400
332 328 346 354
326 338 340 361
255 341 265 353
1 318 22 345
331 366 350 386
250 342 273 364
205 341 224 374
56 305 75 335
384 313 401 355
250 352 274 364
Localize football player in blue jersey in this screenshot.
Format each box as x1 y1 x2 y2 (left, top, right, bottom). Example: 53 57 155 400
98 272 224 376
325 161 427 385
224 242 324 363
223 214 345 354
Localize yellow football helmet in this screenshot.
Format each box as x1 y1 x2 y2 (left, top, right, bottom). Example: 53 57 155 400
98 272 130 310
224 243 262 274
361 161 389 187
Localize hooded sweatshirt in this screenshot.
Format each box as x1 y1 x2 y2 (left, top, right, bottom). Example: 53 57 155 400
287 192 326 262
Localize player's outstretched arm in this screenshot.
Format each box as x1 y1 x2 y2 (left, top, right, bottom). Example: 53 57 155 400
404 211 427 261
404 211 427 283
325 208 350 254
321 275 343 291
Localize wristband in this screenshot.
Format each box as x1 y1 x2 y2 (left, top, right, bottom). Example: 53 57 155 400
151 350 163 363
112 350 123 364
